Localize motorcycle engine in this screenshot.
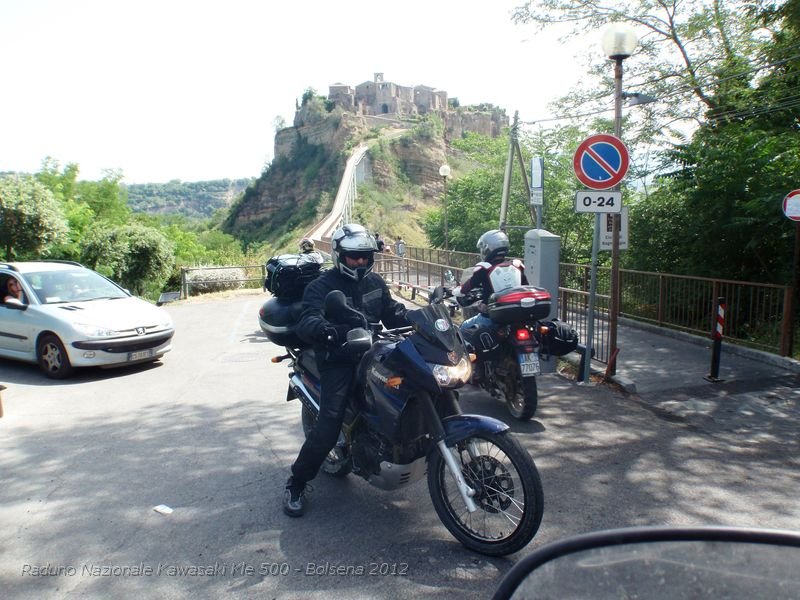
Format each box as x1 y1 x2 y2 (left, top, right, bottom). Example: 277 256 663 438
351 431 385 476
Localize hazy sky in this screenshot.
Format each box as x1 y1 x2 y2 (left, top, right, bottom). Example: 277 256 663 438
0 0 594 184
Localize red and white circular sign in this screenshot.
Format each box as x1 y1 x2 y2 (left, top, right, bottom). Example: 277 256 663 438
573 134 630 190
783 189 800 222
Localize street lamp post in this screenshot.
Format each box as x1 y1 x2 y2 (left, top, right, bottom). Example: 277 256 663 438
439 164 451 252
601 23 638 376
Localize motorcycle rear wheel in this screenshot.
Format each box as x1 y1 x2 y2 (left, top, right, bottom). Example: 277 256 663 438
427 431 543 556
500 354 538 420
301 405 352 477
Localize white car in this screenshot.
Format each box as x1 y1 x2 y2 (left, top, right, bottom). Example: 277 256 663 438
0 261 175 378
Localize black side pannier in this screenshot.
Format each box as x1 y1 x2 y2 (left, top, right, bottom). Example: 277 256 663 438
539 320 579 356
264 253 322 299
259 297 306 348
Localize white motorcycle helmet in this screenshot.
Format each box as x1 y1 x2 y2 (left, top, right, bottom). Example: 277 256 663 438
331 223 378 280
477 229 510 263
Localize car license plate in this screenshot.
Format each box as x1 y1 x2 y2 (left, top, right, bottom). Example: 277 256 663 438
518 352 540 377
128 349 154 362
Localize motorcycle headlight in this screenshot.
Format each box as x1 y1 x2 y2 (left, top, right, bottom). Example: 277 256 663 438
431 357 472 388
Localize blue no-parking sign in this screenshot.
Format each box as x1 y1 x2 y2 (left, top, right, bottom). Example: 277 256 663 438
573 134 630 190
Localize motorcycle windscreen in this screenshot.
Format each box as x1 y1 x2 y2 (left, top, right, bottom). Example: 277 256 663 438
406 303 461 353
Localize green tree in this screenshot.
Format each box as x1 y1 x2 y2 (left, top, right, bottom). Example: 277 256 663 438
0 175 68 260
76 169 130 224
81 224 175 296
511 0 768 146
36 157 80 203
628 0 800 282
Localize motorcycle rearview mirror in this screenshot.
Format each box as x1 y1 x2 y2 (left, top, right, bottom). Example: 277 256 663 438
345 328 372 353
428 286 445 305
324 289 348 316
324 289 368 329
491 526 800 600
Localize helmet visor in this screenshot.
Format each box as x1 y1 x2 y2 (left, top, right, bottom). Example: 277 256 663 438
342 251 374 263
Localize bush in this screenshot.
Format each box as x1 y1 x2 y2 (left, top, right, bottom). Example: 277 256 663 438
185 266 246 295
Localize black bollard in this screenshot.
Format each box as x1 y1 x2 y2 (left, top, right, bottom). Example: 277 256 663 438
705 297 726 383
576 344 596 383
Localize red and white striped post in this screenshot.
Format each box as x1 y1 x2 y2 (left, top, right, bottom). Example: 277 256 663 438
705 297 726 382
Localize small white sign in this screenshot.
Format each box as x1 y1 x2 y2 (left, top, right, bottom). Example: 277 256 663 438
575 190 622 213
600 206 629 251
531 158 544 188
530 188 543 206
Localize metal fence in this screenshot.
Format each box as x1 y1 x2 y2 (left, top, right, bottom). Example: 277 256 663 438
560 263 794 357
381 253 794 360
177 247 795 360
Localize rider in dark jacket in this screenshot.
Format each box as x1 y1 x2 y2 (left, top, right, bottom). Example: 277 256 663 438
283 223 409 517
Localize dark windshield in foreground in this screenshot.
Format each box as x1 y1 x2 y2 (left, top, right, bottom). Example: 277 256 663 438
508 540 800 600
22 269 128 304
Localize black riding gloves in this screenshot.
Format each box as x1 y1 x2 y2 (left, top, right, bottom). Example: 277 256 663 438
321 324 352 347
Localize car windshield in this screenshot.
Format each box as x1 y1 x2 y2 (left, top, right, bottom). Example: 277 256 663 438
22 269 128 304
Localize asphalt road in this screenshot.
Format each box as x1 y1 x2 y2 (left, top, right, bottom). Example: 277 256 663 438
1 290 798 599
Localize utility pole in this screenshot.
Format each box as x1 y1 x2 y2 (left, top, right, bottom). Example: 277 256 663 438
499 112 535 231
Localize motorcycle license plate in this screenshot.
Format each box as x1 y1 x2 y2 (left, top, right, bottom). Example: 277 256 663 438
518 352 540 377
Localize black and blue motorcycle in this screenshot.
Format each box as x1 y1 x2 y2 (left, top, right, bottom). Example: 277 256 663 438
267 288 544 556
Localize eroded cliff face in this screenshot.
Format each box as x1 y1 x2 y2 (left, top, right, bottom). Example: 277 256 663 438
224 105 365 238
224 101 507 242
383 138 448 199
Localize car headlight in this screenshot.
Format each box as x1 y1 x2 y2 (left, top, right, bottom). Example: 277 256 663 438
430 357 472 388
72 323 121 338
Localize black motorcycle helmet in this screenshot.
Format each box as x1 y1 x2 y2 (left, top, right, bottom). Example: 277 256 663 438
331 223 378 281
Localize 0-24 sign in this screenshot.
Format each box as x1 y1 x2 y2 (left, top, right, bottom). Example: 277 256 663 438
575 190 622 213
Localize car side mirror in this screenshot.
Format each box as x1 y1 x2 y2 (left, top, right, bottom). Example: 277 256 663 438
4 298 27 311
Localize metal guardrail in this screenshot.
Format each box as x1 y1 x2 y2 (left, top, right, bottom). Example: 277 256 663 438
561 263 794 356
175 249 795 360
385 251 795 359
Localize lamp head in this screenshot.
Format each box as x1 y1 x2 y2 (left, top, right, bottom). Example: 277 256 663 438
623 92 657 106
439 164 451 178
601 23 638 60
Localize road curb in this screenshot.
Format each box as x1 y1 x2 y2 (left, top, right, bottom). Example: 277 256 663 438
619 316 800 374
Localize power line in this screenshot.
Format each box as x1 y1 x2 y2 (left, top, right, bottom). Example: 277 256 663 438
520 58 800 127
640 53 800 105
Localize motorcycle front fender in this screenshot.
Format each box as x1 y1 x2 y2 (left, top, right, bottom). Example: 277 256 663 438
442 414 509 446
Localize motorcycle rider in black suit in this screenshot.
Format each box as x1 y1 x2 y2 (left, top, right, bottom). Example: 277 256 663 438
283 223 409 517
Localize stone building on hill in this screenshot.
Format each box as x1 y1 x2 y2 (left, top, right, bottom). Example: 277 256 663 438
329 73 449 116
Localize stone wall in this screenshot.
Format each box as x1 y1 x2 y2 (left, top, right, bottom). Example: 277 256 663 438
445 110 507 139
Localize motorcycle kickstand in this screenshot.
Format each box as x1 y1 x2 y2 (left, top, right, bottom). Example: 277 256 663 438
436 440 478 513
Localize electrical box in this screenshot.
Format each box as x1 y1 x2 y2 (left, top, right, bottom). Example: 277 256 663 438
524 229 561 373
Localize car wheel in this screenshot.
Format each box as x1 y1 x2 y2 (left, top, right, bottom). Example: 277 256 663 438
37 334 74 379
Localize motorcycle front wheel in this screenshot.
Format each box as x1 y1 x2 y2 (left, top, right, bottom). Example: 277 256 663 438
499 354 538 420
427 431 543 556
301 405 352 477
